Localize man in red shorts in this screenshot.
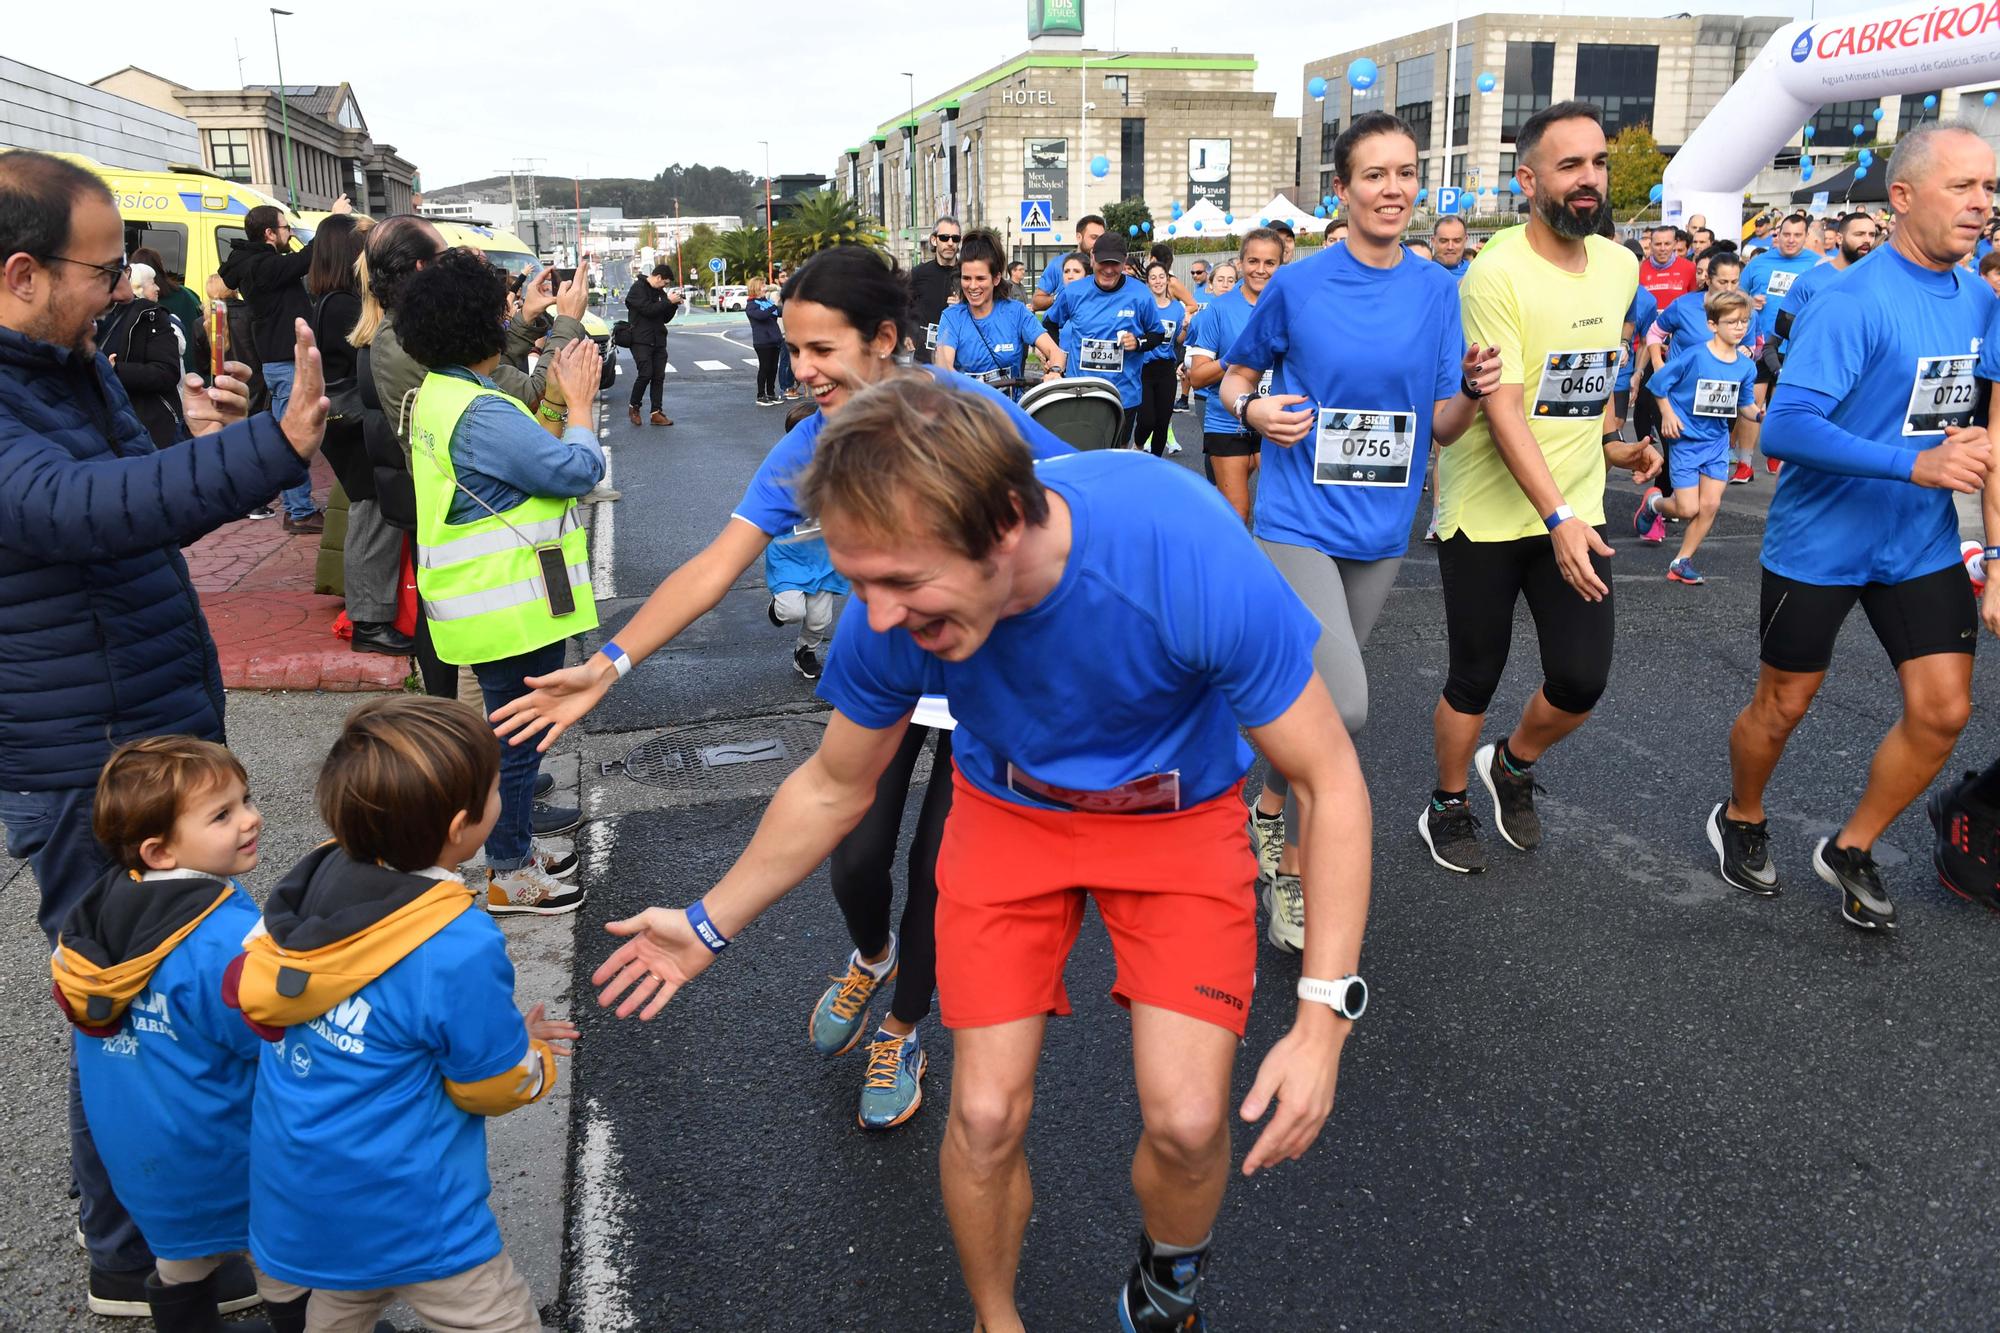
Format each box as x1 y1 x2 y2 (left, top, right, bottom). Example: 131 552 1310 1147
589 375 1373 1332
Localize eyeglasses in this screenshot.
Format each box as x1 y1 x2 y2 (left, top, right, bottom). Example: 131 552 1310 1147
41 254 128 293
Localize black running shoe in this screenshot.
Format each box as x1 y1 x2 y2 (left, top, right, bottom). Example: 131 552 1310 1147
532 802 583 838
1117 1234 1207 1333
1814 838 1897 930
1928 772 2000 912
767 598 784 628
1475 741 1543 851
1417 795 1487 873
1707 802 1779 897
794 644 822 680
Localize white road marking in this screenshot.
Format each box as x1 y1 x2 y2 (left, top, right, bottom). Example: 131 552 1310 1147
589 445 615 598
694 359 731 371
574 1094 637 1333
664 362 678 373
741 357 760 368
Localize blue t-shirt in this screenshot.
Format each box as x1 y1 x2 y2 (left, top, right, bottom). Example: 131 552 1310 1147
1224 245 1463 561
1187 287 1263 436
937 301 1046 382
817 452 1320 811
75 890 265 1259
250 905 533 1290
1647 340 1757 451
1741 249 1822 345
1616 287 1659 393
1146 298 1185 363
734 368 1075 536
1774 253 1858 353
1045 275 1167 408
1766 245 1993 586
1437 257 1472 282
1654 290 1710 361
1036 254 1076 296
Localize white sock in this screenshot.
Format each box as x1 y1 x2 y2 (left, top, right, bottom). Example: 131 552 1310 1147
857 934 896 978
1647 493 1663 515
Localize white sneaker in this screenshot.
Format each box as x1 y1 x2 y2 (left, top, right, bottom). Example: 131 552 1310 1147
1248 811 1284 885
486 862 586 916
1261 872 1305 953
1165 437 1184 456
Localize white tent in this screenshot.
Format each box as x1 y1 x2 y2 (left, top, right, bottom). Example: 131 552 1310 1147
1164 197 1228 238
1255 193 1322 232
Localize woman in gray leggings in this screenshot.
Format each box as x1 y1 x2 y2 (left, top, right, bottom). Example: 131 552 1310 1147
1214 108 1499 949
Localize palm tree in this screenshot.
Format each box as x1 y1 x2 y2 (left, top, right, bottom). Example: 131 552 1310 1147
776 190 885 266
716 228 769 284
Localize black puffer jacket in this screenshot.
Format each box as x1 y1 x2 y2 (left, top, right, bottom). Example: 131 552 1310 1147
623 280 678 347
216 237 314 367
95 300 184 448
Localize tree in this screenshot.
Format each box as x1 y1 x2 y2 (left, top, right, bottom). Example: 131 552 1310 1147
636 220 658 250
1101 199 1155 246
717 227 770 283
1607 123 1667 215
775 191 886 266
679 223 722 280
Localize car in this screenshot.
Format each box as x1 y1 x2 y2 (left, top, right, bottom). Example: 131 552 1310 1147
715 285 750 312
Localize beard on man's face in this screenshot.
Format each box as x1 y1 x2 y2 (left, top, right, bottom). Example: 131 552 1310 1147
1536 185 1610 240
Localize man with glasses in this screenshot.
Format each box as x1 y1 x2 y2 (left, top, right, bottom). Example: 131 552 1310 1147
219 194 351 531
908 215 962 365
0 148 333 1319
1175 261 1215 412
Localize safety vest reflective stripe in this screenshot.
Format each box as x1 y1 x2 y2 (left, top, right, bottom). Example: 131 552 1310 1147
416 510 580 570
423 560 591 621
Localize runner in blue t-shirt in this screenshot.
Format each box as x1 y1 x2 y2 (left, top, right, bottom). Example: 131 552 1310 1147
1030 214 1105 312
1217 112 1500 908
1773 210 1880 355
1044 232 1168 440
1611 284 1658 444
1736 213 1822 479
494 246 1076 1133
1432 214 1472 281
587 374 1375 1333
934 231 1065 395
1173 259 1216 412
1632 289 1761 583
1708 127 1997 932
1185 231 1284 521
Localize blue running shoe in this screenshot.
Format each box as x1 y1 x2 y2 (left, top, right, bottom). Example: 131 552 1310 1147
1667 556 1705 585
808 942 897 1056
857 1027 926 1130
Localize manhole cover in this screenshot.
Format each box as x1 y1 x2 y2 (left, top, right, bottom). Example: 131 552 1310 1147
603 715 829 801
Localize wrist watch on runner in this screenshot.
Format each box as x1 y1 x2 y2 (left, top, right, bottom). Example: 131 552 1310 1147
1296 974 1368 1021
1232 388 1263 427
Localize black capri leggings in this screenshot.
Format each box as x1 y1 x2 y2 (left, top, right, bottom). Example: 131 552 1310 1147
829 725 953 1026
1133 358 1179 455
754 344 780 400
1436 528 1616 717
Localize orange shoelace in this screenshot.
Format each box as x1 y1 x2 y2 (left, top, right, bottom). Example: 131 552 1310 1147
864 1034 907 1090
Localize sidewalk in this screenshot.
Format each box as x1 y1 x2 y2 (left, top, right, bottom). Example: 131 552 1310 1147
185 455 408 693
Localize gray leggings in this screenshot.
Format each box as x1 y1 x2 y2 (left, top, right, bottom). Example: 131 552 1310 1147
1255 539 1400 843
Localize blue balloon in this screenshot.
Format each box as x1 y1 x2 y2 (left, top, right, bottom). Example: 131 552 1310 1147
1166 225 1175 235
1924 94 1938 108
1193 220 1203 231
1803 124 1815 140
1127 224 1139 236
1314 205 1327 218
1858 148 1874 164
1507 177 1522 195
1307 75 1328 101
1417 187 1429 202
1988 91 1998 107
1855 165 1869 179
1141 221 1152 233
1477 71 1496 94
1347 57 1378 91
1223 214 1233 225
1648 183 1664 204
1171 201 1183 217
1871 107 1885 120
1089 155 1109 178
1802 163 1815 182
1052 233 1062 243
1259 217 1269 226
1852 123 1866 136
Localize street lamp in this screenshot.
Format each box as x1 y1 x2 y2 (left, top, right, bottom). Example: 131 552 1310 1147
759 139 773 284
902 71 917 265
269 8 298 210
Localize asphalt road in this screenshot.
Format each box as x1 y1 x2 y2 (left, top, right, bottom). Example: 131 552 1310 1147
557 349 2000 1331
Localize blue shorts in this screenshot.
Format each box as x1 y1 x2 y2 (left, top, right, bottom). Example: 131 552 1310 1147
1668 439 1731 491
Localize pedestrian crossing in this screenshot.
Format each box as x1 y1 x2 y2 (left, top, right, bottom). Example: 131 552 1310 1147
634 355 762 374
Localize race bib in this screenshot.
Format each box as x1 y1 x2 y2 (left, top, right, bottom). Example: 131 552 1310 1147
1258 368 1274 394
1314 408 1417 487
1533 350 1617 419
924 322 939 351
1765 269 1800 298
1080 338 1124 373
1005 763 1181 814
975 368 1007 385
1904 354 1978 436
1692 378 1740 419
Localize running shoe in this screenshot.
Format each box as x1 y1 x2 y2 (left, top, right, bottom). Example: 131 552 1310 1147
1248 810 1285 885
1475 741 1543 852
486 863 587 917
857 1027 926 1130
1961 540 1987 597
809 945 897 1056
767 598 785 628
244 505 277 521
1118 1234 1208 1333
531 841 579 880
1261 872 1304 953
532 802 583 838
1667 557 1705 585
1417 794 1487 874
1765 456 1782 475
1632 487 1665 544
1814 838 1897 931
1164 436 1184 456
1728 462 1753 485
1927 772 2000 912
793 644 821 680
1173 397 1191 413
1706 802 1778 896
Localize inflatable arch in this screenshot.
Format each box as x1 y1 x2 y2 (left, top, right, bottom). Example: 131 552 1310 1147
1662 0 2000 238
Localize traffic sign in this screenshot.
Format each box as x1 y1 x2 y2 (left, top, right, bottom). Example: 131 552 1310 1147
1435 187 1462 216
1020 198 1053 233
708 257 726 275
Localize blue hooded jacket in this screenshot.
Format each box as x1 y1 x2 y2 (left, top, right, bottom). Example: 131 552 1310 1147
0 325 308 789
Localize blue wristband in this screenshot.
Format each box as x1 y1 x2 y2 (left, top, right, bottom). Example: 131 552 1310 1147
1984 546 2000 563
1543 504 1575 532
601 639 632 678
686 900 729 953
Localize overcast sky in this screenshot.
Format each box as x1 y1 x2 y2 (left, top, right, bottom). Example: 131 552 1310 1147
30 0 1881 188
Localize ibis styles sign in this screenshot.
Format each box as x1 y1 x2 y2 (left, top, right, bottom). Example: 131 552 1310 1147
1028 0 1084 39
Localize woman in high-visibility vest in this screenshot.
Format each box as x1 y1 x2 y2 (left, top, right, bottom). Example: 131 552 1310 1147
399 248 606 918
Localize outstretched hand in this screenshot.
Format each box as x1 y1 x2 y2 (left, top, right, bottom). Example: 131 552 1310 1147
1239 1022 1345 1176
591 907 720 1019
489 662 613 751
279 319 330 460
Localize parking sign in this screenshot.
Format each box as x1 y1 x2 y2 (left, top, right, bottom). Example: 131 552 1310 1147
1435 187 1462 216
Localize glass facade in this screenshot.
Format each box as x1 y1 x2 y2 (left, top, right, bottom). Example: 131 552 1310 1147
1120 118 1145 201
1449 42 1473 148
1899 92 1942 136
1574 43 1658 136
1397 53 1436 153
1321 92 1340 165
1501 41 1554 144
1810 98 1880 146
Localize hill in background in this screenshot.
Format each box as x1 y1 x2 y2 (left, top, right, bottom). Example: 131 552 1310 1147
426 164 759 220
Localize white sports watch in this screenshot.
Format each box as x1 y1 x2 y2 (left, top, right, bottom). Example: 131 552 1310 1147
1297 974 1368 1021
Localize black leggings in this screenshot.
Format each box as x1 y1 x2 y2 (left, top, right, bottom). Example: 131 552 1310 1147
754 344 780 399
1133 359 1178 455
1437 528 1616 717
829 725 953 1026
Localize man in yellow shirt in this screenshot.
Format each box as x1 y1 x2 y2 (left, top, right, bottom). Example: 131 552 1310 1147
1417 101 1662 876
